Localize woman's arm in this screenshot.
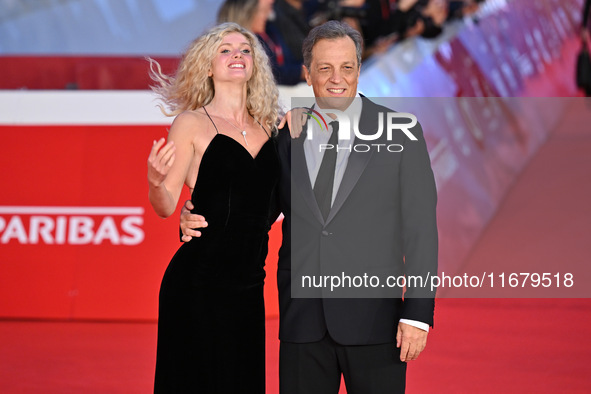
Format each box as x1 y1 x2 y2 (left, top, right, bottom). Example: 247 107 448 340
147 112 198 218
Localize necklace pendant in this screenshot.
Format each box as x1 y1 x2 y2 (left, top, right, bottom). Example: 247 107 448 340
241 130 248 146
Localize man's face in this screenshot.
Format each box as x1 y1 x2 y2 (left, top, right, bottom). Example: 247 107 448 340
304 36 360 111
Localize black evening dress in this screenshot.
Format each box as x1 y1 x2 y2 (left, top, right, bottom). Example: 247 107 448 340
154 113 278 393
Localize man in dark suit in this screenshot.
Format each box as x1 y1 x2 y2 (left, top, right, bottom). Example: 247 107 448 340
181 20 437 394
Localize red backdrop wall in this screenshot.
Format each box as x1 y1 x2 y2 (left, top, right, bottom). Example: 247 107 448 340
0 125 281 320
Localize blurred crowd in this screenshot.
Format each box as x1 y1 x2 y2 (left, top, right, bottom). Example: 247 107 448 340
217 0 485 85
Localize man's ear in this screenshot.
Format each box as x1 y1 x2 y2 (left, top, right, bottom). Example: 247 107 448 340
303 65 312 86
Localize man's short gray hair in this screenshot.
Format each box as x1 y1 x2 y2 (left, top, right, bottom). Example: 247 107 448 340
302 20 363 70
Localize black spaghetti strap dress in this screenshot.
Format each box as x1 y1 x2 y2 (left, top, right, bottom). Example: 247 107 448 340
154 109 278 393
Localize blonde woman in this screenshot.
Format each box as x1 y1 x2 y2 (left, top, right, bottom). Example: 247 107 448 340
147 22 279 393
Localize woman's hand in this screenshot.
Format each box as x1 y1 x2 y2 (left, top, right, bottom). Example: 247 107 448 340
147 137 176 187
278 107 308 138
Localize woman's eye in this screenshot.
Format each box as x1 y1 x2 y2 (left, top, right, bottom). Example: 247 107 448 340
221 49 230 53
242 49 251 54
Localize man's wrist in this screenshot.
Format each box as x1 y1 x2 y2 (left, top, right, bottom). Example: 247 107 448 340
399 319 429 332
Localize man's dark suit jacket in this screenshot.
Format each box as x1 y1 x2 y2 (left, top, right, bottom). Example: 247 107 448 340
274 96 438 346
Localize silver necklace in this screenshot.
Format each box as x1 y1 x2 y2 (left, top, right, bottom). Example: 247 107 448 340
220 115 249 146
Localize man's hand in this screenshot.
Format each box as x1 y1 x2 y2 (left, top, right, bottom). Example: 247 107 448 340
180 200 208 242
396 322 428 362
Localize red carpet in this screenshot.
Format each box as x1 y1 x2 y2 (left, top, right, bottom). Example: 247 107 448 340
404 100 591 393
1 103 590 392
1 300 589 393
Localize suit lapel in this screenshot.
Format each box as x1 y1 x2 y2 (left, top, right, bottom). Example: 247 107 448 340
291 126 326 225
325 97 378 225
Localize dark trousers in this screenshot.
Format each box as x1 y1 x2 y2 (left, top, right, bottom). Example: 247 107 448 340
279 334 406 394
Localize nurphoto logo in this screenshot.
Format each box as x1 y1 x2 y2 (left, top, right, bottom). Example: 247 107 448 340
302 108 419 153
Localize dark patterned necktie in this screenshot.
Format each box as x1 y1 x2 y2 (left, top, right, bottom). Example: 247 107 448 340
314 121 339 220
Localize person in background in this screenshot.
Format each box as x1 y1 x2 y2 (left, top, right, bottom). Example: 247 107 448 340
390 0 449 40
582 0 590 45
218 0 305 85
273 0 311 65
579 0 591 96
307 0 449 59
447 0 482 21
147 22 279 393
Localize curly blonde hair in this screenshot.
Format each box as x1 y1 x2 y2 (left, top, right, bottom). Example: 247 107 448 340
148 22 279 133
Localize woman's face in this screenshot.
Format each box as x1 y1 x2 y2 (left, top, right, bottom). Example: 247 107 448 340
209 32 254 83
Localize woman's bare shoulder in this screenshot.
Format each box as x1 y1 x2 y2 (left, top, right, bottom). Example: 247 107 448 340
172 108 209 128
169 109 214 140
